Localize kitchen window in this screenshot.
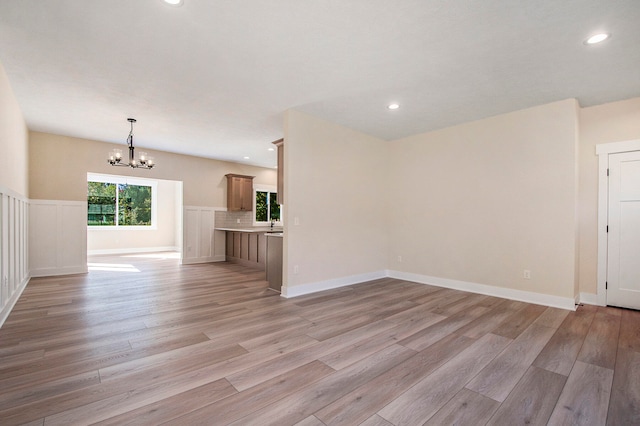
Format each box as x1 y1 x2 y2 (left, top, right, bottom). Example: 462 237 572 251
254 186 281 225
87 173 157 228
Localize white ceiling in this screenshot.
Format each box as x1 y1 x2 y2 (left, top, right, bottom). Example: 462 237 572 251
0 0 639 168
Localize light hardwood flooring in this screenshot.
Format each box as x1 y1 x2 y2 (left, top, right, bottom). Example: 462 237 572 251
0 253 638 425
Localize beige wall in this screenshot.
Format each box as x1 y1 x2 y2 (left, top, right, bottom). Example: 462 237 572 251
283 110 389 290
283 98 640 302
29 131 276 205
387 99 580 299
0 62 28 196
578 97 640 295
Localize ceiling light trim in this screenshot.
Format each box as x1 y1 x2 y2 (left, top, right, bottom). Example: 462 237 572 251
163 0 184 7
584 33 610 45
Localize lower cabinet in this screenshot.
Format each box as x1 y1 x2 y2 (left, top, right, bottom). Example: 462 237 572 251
266 235 283 293
225 231 267 269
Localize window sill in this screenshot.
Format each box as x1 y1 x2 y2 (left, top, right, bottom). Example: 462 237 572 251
88 226 157 231
253 222 282 227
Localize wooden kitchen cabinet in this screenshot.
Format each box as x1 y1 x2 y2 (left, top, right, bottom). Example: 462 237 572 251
226 231 235 258
240 232 249 260
266 235 283 292
225 230 267 270
225 174 254 211
248 233 259 262
232 232 241 258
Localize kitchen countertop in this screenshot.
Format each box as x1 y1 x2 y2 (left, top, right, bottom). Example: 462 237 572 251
215 227 283 233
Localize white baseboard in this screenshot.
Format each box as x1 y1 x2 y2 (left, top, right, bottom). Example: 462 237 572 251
88 246 179 256
281 269 577 311
0 275 30 329
281 270 387 298
387 270 577 311
181 255 225 265
578 292 601 306
30 265 88 278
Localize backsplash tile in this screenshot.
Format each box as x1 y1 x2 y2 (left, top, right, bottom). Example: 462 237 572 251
215 210 253 228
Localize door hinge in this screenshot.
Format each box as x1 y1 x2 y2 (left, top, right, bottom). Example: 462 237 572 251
607 168 609 176
607 225 609 233
606 281 608 290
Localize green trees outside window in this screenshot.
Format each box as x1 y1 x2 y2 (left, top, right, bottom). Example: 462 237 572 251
88 181 152 226
118 184 152 225
88 182 116 226
255 190 280 223
269 192 280 222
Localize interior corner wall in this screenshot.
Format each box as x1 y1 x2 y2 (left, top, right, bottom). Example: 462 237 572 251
572 100 581 301
578 97 640 296
387 99 580 304
0 61 30 327
282 109 389 296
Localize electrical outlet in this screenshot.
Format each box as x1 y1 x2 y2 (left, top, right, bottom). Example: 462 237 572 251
294 217 300 226
294 265 299 274
397 255 402 263
237 218 241 224
523 270 531 279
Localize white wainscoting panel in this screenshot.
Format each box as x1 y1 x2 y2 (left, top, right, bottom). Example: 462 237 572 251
29 200 87 278
0 187 30 328
182 206 225 264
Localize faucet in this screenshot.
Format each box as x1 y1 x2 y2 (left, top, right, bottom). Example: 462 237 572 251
270 219 274 229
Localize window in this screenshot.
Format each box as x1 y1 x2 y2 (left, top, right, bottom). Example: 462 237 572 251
254 187 281 225
87 173 157 228
87 182 116 226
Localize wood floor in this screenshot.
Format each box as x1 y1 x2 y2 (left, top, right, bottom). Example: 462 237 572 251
0 253 638 425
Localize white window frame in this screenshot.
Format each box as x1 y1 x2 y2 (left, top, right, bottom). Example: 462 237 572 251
253 184 282 226
87 172 158 230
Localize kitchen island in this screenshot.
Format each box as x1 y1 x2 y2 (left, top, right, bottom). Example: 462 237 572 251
215 227 283 270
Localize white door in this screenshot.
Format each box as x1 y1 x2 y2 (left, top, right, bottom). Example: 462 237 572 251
607 151 640 309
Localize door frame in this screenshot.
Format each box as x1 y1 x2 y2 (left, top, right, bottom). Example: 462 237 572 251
596 139 640 306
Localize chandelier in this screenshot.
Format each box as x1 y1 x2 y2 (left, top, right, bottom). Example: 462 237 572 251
108 118 155 169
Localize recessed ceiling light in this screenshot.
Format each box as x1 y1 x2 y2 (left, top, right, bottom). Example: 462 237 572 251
584 33 610 45
388 103 400 110
163 0 183 6
268 148 275 152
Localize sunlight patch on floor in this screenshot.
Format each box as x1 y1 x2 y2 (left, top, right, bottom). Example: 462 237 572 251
122 252 181 260
87 263 141 272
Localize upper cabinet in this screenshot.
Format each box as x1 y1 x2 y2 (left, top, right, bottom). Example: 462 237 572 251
225 174 254 211
273 138 284 205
